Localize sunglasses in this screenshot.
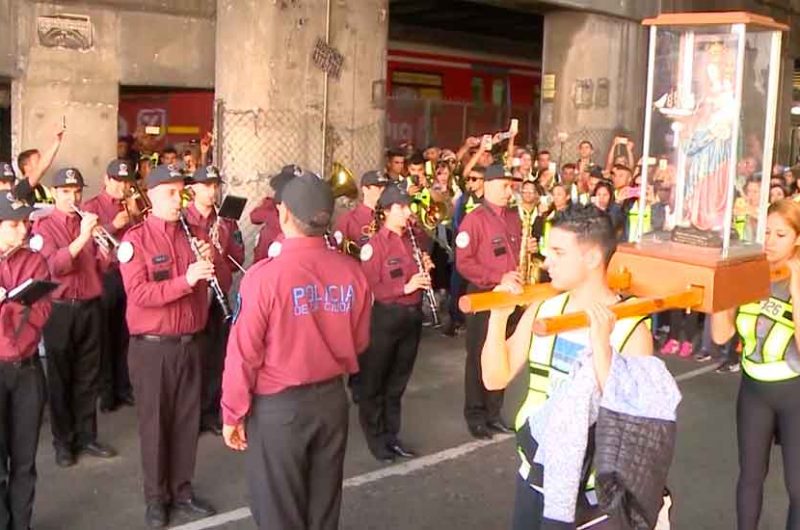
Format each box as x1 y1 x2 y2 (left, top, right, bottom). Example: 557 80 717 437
466 177 484 182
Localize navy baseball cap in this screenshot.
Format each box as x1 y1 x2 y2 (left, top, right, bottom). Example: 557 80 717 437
0 162 15 182
271 165 302 203
361 170 389 187
281 172 334 229
146 164 185 189
53 168 87 188
484 164 515 181
377 184 412 208
107 159 136 181
0 192 34 221
190 165 223 184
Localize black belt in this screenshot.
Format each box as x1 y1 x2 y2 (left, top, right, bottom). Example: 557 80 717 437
134 334 197 345
0 355 38 368
53 297 99 307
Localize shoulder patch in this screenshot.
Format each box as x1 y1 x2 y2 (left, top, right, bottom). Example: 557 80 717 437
360 243 374 262
28 234 43 252
333 230 343 245
116 241 134 263
267 241 282 258
455 231 470 249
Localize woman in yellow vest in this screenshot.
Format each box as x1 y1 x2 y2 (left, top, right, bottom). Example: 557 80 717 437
712 199 800 530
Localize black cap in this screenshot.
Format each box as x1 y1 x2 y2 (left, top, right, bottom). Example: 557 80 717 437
484 163 514 181
107 159 136 181
271 165 302 203
281 172 334 228
0 192 34 221
53 168 87 188
0 162 14 182
377 184 411 208
589 165 604 179
360 170 389 187
146 164 185 189
190 165 223 184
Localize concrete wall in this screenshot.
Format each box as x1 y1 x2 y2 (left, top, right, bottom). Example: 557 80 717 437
537 10 648 163
11 0 215 187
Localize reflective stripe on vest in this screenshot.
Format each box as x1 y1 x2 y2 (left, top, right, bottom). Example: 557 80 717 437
734 215 746 240
627 200 651 243
516 293 649 482
465 195 479 214
737 297 799 382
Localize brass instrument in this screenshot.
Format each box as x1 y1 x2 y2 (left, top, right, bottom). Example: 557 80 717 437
518 207 542 285
124 182 152 219
179 212 231 320
71 205 120 253
329 162 359 200
407 222 441 328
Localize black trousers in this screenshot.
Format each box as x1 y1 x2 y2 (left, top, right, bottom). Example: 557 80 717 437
358 303 422 454
464 284 521 428
99 269 131 403
737 374 800 530
201 299 229 426
43 299 102 452
128 335 202 504
0 358 46 530
246 378 348 530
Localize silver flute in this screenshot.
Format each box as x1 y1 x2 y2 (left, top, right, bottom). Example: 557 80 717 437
406 223 441 328
178 212 232 321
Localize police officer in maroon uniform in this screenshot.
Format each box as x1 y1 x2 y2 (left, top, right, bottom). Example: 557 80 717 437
221 171 371 530
82 158 137 412
31 167 117 466
332 170 388 255
455 163 524 440
251 165 298 263
358 184 433 462
119 164 217 528
0 193 52 530
184 165 245 435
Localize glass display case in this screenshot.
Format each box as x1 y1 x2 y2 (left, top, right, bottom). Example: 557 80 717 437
634 12 787 260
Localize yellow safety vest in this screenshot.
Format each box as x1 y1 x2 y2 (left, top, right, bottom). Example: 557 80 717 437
33 184 53 205
734 215 746 240
516 292 649 482
540 212 555 257
627 200 651 243
737 296 800 382
464 194 480 215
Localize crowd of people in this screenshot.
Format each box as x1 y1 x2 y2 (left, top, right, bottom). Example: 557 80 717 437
0 118 796 530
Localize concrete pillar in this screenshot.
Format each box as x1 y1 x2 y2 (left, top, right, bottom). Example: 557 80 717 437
215 0 387 199
12 2 119 186
537 10 648 166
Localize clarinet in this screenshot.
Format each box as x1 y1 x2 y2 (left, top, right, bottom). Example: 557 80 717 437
178 212 232 320
407 223 441 328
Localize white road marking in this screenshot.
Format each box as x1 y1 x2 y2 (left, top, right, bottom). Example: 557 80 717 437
171 360 718 530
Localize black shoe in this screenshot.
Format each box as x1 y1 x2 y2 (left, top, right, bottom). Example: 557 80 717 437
441 321 457 337
693 350 712 363
173 496 216 517
367 442 396 463
145 503 168 528
98 396 117 413
79 441 117 459
468 424 493 440
55 449 75 468
201 420 223 436
117 392 135 407
486 420 514 434
386 441 416 458
716 361 741 374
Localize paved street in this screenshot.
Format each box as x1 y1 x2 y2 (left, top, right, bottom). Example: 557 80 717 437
33 330 790 530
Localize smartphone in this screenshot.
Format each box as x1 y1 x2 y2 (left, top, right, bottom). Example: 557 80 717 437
509 118 519 134
647 157 657 166
619 137 628 145
481 134 492 150
658 158 668 170
548 161 557 174
424 160 434 177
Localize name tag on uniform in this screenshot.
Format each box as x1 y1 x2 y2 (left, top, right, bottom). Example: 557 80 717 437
152 254 169 265
390 268 404 279
153 270 171 282
492 236 507 257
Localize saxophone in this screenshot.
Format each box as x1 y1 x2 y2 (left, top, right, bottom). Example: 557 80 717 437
518 207 542 285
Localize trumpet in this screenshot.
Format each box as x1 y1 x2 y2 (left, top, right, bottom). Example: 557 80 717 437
407 222 441 328
179 212 232 320
71 205 120 253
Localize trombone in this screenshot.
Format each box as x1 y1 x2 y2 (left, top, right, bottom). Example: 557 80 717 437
71 205 120 253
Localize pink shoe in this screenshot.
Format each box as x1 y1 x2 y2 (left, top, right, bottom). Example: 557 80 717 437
678 341 694 358
660 339 679 355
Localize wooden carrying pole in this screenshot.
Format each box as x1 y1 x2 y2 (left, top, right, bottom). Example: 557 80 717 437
459 270 632 314
532 286 705 336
